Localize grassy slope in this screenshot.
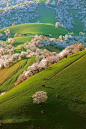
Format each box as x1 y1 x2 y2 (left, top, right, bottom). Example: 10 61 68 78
0 56 36 92
0 23 70 38
14 36 34 47
0 50 86 129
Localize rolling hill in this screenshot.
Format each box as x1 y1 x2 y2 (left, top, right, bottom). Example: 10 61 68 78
0 1 86 129
0 50 86 129
0 23 72 53
0 23 71 38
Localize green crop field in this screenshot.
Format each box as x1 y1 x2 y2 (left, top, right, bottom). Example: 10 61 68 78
0 50 86 129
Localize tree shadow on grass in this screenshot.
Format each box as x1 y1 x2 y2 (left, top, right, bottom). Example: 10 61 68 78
1 100 86 129
0 121 32 129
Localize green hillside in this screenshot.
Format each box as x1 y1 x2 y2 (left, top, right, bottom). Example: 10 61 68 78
0 23 70 38
0 50 86 129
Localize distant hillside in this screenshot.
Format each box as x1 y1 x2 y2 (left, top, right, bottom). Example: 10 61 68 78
0 50 86 129
0 23 70 38
0 0 85 34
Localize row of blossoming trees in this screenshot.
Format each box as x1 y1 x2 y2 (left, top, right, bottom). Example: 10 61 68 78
15 35 85 86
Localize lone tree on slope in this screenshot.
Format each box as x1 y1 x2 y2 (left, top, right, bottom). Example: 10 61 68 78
32 91 48 104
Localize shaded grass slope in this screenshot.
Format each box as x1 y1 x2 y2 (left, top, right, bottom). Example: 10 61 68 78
0 50 86 129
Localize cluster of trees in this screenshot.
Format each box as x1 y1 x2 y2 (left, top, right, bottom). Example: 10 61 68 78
0 40 15 56
4 29 11 38
0 0 24 6
0 1 40 29
45 0 86 32
67 0 86 32
0 53 19 69
0 49 36 69
45 0 74 31
15 49 57 86
58 42 85 59
0 34 57 70
75 9 86 32
0 33 85 71
0 29 18 41
8 38 16 45
15 40 85 86
66 0 86 10
0 29 11 40
31 34 86 49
